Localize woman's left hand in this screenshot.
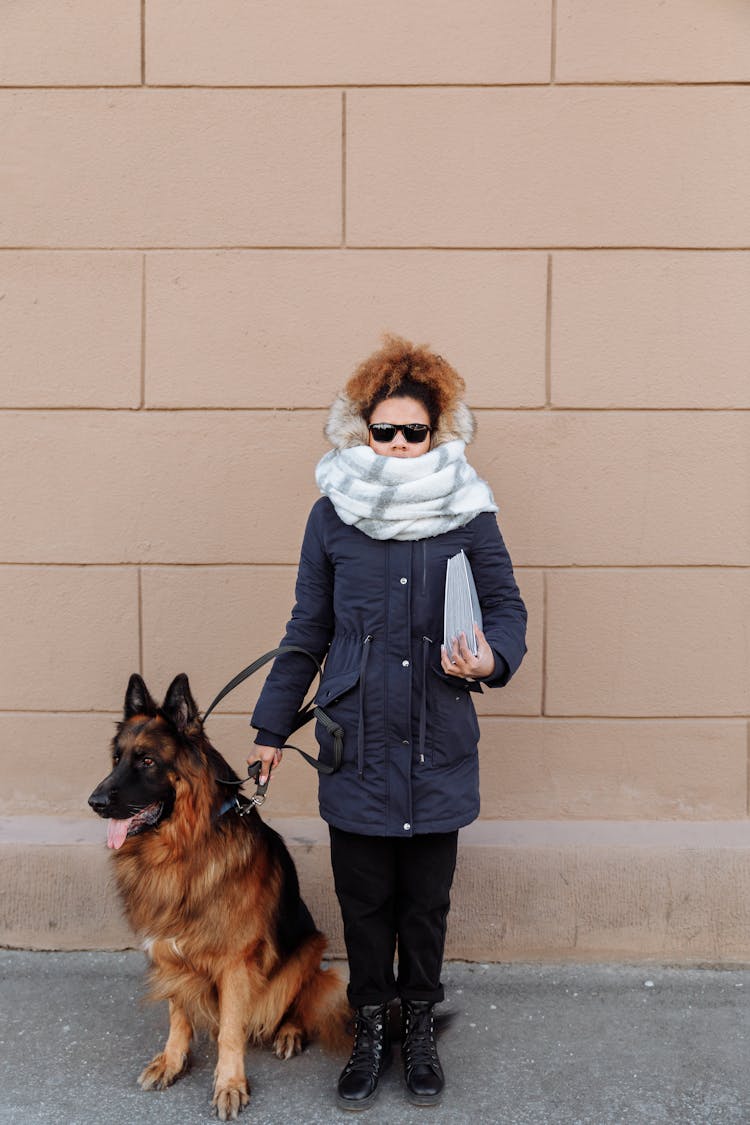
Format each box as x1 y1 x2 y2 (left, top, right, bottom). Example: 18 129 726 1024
441 623 496 680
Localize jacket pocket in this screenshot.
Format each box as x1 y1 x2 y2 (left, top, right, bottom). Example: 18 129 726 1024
315 666 361 709
314 668 359 770
427 665 481 763
314 634 373 775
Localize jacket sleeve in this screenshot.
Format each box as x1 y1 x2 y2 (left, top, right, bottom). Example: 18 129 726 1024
469 512 527 689
250 501 335 741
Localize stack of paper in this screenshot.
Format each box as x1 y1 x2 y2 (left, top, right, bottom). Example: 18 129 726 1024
443 550 483 657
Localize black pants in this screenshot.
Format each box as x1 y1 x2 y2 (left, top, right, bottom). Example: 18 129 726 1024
329 826 459 1009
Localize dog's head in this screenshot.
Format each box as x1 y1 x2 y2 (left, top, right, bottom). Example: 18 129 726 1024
88 672 234 850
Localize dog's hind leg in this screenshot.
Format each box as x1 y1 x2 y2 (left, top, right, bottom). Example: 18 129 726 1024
272 1016 305 1060
138 999 192 1090
291 962 351 1055
268 936 350 1058
212 962 254 1121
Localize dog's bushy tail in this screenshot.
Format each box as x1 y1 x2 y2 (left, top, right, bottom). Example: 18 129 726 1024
297 963 352 1055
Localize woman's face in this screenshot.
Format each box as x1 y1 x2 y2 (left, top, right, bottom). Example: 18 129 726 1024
367 396 432 458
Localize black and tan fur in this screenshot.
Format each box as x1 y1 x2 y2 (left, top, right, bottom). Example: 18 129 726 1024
88 672 349 1120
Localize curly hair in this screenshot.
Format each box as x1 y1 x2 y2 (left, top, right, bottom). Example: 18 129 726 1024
345 335 465 427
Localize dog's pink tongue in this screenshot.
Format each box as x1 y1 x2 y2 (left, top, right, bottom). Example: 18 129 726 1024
107 817 134 850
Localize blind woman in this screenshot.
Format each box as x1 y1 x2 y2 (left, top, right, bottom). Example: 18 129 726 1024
251 335 527 1110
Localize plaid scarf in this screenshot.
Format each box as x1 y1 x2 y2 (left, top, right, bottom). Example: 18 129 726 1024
315 440 497 542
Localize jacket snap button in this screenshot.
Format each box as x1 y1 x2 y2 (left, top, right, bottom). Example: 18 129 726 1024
400 577 407 585
403 823 411 830
402 659 410 667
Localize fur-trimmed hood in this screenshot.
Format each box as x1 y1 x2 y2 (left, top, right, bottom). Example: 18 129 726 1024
324 391 477 451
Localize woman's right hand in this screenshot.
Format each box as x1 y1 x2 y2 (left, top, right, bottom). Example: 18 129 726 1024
251 744 283 786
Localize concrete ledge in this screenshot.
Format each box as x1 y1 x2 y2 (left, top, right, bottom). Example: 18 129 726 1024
2 817 750 962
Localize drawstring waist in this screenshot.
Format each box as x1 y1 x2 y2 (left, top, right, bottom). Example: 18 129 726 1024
419 636 432 765
355 633 433 776
357 635 373 778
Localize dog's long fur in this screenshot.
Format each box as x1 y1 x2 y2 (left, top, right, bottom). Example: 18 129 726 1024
88 672 349 1120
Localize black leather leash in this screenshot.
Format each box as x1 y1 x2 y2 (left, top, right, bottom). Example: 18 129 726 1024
202 645 344 810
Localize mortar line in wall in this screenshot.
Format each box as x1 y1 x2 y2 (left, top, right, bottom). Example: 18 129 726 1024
341 90 347 246
4 81 748 89
545 253 553 406
479 715 750 724
137 565 144 674
1 707 746 720
338 245 750 253
0 710 124 716
541 570 548 715
140 0 146 85
4 405 750 414
0 561 301 569
555 80 750 88
10 563 750 574
0 82 532 91
550 0 557 84
4 245 750 253
0 85 145 91
1 561 747 570
450 715 750 725
139 254 146 408
0 245 344 253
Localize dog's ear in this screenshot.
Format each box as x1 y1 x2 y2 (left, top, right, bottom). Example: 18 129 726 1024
124 673 157 719
162 674 200 734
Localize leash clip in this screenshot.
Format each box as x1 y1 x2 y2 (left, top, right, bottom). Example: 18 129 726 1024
244 759 270 808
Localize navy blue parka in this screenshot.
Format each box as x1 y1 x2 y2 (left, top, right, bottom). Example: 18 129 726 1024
252 496 527 837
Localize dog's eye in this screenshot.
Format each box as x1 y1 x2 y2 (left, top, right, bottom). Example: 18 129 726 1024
141 756 155 768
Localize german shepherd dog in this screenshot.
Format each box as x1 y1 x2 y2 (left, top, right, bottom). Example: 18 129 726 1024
88 672 349 1120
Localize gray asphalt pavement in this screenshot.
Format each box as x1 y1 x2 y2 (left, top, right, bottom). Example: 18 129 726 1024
1 952 748 1125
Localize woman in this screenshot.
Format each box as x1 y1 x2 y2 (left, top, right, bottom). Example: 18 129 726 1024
250 336 527 1110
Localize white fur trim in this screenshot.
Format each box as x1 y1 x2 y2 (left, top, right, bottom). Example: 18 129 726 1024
324 393 369 449
433 399 476 446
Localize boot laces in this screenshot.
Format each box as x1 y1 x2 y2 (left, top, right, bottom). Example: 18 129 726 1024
404 1008 438 1069
344 1011 386 1075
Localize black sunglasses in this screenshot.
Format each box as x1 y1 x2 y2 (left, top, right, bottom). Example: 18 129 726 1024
368 422 432 444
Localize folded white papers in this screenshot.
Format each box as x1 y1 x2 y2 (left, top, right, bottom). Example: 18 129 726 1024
443 550 483 657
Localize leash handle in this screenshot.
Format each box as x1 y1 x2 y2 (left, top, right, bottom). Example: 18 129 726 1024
202 645 324 723
202 645 344 777
245 758 270 805
257 711 344 779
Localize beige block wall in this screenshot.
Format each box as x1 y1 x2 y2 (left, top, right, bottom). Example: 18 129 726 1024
2 2 749 959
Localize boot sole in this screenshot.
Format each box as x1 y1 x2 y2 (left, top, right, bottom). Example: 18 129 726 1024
336 1087 381 1111
336 1054 392 1112
407 1090 443 1107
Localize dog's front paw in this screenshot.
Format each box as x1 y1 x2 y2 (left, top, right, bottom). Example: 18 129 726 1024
138 1050 189 1090
273 1022 304 1060
212 1080 250 1120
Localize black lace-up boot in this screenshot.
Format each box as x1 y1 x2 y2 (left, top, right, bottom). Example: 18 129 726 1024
401 1000 444 1105
337 1002 392 1110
